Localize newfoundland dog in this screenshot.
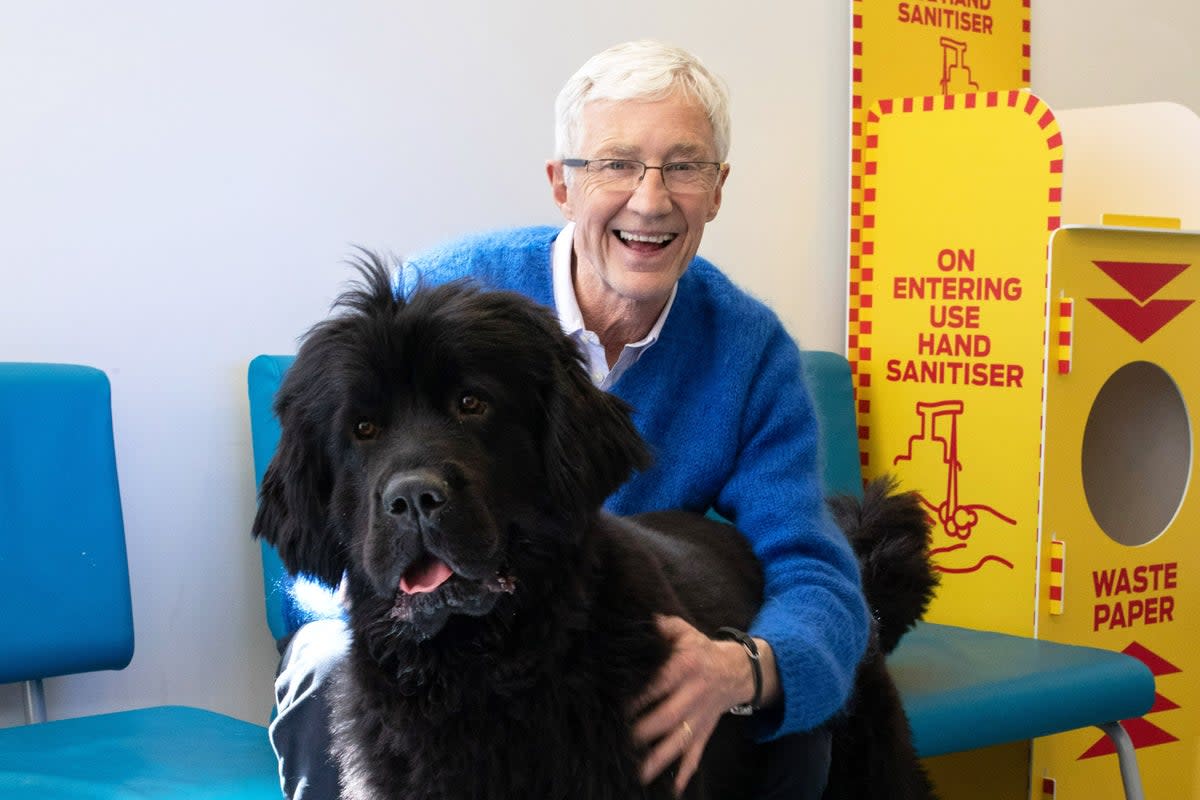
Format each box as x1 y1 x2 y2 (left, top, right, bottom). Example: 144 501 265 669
253 257 936 799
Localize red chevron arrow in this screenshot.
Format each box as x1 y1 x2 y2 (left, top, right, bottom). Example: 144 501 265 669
1123 641 1183 676
1148 693 1181 713
1087 298 1192 342
1094 261 1189 302
1078 717 1179 759
1078 641 1183 759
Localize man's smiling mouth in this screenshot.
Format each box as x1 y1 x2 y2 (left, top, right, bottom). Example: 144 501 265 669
615 230 677 251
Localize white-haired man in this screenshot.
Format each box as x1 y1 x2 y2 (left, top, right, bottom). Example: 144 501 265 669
270 40 869 799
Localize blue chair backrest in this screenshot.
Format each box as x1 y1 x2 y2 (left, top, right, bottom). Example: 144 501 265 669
0 364 134 683
801 350 863 500
247 355 295 642
248 350 863 641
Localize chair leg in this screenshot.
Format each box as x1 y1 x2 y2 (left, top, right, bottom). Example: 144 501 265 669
1098 721 1144 800
22 679 47 724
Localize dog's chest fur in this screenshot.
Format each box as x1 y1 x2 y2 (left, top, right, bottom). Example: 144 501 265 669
329 521 681 800
332 661 656 799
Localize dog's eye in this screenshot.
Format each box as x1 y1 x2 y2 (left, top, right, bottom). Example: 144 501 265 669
457 393 488 417
353 420 380 440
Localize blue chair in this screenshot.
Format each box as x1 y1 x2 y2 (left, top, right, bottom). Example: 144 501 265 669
248 355 302 642
248 351 1156 800
0 364 280 799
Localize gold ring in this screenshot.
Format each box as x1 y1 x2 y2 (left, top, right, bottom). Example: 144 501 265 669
681 720 694 744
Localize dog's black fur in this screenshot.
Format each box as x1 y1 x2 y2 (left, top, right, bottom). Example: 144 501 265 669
253 256 937 799
827 479 939 799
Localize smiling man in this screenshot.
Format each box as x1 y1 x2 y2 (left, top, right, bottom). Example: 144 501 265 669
269 41 868 800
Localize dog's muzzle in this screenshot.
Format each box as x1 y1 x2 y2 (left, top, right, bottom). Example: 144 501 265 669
370 468 517 640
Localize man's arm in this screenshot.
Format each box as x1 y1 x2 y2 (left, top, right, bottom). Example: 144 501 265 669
714 324 870 738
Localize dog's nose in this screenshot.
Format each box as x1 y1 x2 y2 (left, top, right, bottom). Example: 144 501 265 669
383 472 448 522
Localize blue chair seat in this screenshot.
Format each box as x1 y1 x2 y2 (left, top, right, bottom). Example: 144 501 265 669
0 706 278 799
891 622 1155 757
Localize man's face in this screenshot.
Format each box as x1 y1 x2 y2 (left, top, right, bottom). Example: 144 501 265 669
547 94 728 315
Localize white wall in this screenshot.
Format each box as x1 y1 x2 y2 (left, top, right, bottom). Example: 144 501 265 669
0 1 1196 727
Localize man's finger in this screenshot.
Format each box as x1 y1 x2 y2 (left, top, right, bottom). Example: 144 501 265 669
655 614 693 640
639 718 697 786
628 642 691 718
630 680 696 746
627 666 677 720
673 729 705 797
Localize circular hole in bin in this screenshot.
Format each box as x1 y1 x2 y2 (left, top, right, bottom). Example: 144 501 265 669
1082 361 1191 546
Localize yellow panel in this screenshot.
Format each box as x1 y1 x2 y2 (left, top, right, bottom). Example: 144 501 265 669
1034 226 1200 799
1100 214 1182 230
924 742 1032 800
853 92 1059 637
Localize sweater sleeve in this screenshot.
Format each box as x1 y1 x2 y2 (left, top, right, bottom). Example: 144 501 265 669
714 325 870 738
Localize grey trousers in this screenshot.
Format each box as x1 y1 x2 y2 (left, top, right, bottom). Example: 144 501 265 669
270 619 831 799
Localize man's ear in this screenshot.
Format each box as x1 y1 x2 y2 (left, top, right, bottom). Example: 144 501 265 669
706 163 730 222
546 160 575 220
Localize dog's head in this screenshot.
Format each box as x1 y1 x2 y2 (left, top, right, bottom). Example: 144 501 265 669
253 254 650 640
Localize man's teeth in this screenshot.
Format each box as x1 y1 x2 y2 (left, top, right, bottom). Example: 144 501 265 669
618 231 676 244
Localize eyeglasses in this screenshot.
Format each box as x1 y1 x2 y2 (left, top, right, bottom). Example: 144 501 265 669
562 158 724 194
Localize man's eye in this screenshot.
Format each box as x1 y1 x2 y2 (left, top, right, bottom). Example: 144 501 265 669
354 420 380 440
458 394 488 416
603 160 637 171
665 162 699 172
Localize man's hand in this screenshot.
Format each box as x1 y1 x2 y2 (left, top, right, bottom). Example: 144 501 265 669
629 615 770 796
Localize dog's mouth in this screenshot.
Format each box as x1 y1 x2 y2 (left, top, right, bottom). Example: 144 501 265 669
386 553 517 639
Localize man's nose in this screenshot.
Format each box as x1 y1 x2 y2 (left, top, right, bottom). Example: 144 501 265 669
626 167 674 214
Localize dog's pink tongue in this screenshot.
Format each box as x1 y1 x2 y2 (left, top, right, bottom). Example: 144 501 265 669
399 557 454 594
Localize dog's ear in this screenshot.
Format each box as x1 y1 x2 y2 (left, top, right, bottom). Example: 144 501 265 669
253 380 349 589
543 348 651 515
253 253 399 587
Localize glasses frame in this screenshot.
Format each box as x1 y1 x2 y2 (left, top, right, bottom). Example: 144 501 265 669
561 158 726 194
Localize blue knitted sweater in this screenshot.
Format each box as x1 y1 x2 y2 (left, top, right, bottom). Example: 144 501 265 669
400 226 869 737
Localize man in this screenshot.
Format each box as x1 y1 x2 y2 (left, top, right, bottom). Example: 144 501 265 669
271 40 869 799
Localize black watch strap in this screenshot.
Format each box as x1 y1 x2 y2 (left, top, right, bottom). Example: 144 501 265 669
714 626 762 716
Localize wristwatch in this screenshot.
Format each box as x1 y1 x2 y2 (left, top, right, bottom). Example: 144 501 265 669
714 626 762 716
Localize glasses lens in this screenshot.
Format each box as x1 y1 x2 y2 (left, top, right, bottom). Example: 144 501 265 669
586 160 644 191
662 162 719 194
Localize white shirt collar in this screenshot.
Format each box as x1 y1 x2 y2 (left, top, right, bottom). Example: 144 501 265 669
551 223 588 337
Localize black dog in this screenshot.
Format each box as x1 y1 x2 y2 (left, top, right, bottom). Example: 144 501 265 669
253 257 936 799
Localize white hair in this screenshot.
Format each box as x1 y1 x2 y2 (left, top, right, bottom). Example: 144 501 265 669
554 40 732 162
